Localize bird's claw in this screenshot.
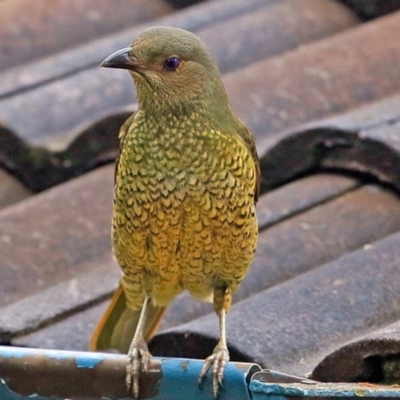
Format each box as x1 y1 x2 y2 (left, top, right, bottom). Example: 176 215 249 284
126 337 151 399
199 346 229 398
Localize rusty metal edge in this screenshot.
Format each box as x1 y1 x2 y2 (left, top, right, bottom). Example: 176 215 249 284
0 346 260 400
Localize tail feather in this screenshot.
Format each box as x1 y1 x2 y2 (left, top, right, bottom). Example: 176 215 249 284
90 282 166 353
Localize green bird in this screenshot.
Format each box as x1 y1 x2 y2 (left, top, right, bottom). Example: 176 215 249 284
91 26 260 398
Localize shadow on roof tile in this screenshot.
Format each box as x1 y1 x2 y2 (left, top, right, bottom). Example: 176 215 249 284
338 0 400 20
0 110 131 192
312 319 400 383
258 93 400 191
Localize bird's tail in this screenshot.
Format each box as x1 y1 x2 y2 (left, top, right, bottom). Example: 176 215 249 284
89 282 167 353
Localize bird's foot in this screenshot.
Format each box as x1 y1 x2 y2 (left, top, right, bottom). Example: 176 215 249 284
126 336 151 399
199 344 229 398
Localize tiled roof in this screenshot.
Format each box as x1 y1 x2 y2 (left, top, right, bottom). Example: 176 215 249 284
2 0 400 391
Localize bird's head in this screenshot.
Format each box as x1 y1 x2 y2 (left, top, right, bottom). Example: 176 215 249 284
101 26 231 118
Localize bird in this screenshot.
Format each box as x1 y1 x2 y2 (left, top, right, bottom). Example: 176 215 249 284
90 26 260 398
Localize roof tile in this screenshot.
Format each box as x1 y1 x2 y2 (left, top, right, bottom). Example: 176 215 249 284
0 0 175 71
0 165 113 307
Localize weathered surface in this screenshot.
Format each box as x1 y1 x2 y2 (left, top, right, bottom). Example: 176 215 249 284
0 349 255 400
0 165 114 307
0 169 31 210
0 0 175 72
0 263 119 344
13 302 109 350
197 0 360 74
256 173 359 229
225 11 400 140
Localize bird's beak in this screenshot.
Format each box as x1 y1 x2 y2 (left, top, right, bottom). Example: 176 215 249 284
101 47 140 71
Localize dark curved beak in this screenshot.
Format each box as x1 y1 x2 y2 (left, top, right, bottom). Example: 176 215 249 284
101 47 139 70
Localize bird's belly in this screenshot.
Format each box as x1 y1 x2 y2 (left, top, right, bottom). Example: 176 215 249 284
113 189 257 308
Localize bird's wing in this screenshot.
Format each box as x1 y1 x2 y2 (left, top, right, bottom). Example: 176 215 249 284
237 123 260 204
90 111 168 353
114 112 136 182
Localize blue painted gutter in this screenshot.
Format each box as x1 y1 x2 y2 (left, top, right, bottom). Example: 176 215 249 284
250 370 400 399
1 346 400 399
250 380 400 399
0 345 259 399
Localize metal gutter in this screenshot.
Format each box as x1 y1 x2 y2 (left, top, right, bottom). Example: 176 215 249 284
0 346 259 400
2 346 400 399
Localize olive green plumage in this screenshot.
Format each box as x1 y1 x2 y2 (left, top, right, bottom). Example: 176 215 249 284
92 26 260 398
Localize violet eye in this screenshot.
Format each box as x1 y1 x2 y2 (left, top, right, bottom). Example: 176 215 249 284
164 57 180 71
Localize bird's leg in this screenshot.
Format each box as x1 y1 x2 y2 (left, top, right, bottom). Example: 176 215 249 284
126 296 152 399
199 287 231 398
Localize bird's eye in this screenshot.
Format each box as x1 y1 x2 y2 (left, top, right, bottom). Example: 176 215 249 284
163 57 180 71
